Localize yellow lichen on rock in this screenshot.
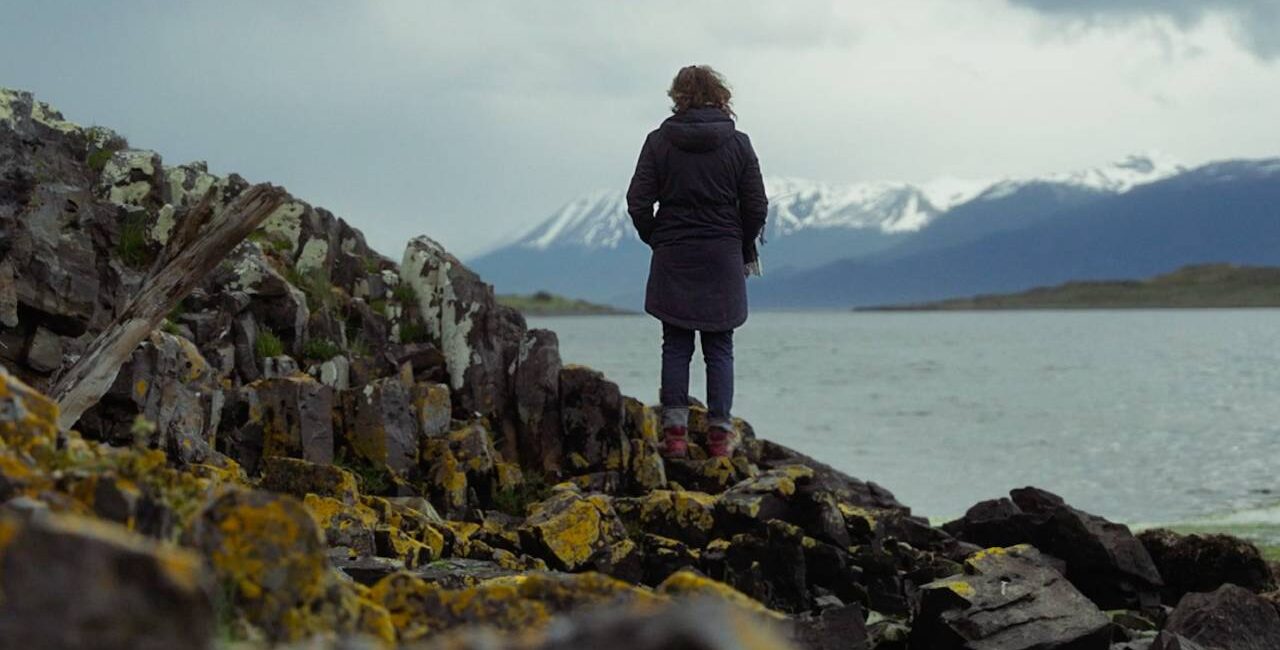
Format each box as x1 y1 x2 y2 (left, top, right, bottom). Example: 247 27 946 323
183 489 331 641
520 490 626 571
656 569 785 621
0 368 59 458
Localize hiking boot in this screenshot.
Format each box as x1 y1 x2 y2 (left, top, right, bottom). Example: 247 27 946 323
661 426 689 459
706 426 737 458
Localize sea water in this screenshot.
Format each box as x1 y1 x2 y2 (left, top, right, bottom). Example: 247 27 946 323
529 310 1280 546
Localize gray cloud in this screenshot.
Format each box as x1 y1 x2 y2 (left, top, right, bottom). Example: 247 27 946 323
2 2 1278 258
1011 0 1280 58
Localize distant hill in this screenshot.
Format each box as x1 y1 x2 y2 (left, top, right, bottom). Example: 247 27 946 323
863 264 1280 310
496 291 635 316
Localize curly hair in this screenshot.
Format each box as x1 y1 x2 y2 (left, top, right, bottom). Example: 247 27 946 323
667 65 734 117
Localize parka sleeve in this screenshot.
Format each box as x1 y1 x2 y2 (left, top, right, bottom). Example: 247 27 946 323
626 134 659 245
737 134 768 245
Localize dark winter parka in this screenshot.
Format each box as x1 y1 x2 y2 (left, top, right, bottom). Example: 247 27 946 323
626 107 768 331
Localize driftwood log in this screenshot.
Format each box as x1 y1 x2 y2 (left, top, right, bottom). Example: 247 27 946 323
50 183 289 430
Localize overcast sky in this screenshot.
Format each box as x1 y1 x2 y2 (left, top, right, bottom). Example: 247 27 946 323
2 1 1278 258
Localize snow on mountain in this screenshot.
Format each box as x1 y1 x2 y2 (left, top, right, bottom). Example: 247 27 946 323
978 153 1185 201
508 154 1185 252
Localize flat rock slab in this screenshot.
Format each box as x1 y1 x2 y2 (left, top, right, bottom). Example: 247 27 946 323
911 544 1112 650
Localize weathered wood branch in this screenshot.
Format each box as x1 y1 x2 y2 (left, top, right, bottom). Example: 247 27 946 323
51 183 289 430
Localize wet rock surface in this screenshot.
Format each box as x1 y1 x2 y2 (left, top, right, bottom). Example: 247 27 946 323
1 88 1275 649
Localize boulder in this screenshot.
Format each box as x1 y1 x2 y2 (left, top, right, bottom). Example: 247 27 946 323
788 602 870 650
910 545 1112 650
1138 528 1275 603
756 439 905 511
559 364 629 475
717 465 813 529
400 235 525 445
77 330 223 464
631 488 719 548
182 489 332 641
304 494 379 558
512 328 563 472
0 512 212 650
339 377 419 474
945 487 1163 610
518 488 628 571
220 374 334 473
1164 584 1280 650
260 456 361 504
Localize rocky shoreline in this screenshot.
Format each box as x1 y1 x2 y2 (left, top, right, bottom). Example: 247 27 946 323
3 89 1280 649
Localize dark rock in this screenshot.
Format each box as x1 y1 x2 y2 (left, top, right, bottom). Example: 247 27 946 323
333 554 406 587
946 487 1163 610
1138 528 1275 604
339 376 419 474
401 235 526 450
639 533 701 585
1164 584 1280 650
220 374 334 473
757 439 905 511
260 456 360 504
910 544 1111 650
0 511 213 650
77 330 222 464
558 364 629 475
666 457 749 494
512 328 563 473
713 520 811 613
789 602 869 650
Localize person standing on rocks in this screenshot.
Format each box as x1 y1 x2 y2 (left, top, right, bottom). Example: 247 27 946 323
626 64 768 459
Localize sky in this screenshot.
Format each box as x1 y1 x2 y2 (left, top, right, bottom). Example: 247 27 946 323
2 1 1279 258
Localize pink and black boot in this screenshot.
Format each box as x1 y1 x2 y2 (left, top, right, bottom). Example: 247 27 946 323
661 425 689 459
706 425 737 458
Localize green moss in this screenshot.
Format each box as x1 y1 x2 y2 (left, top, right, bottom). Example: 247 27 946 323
348 336 371 359
392 283 418 308
335 448 391 495
86 148 114 172
161 320 181 336
247 230 294 253
84 126 127 172
399 322 428 344
117 211 154 269
255 331 285 360
492 474 552 517
284 266 335 312
301 338 342 362
369 299 388 316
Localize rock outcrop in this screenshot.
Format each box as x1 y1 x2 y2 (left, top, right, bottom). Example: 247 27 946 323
1 88 1274 649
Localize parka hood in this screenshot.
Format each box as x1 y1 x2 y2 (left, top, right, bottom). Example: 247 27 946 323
660 107 736 153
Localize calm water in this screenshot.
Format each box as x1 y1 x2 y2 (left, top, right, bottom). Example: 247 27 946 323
529 310 1280 543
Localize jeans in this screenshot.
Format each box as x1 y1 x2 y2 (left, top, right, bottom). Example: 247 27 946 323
660 321 734 431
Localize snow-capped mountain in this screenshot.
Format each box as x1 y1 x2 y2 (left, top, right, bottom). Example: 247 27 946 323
504 153 1183 253
976 153 1185 202
467 153 1201 308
